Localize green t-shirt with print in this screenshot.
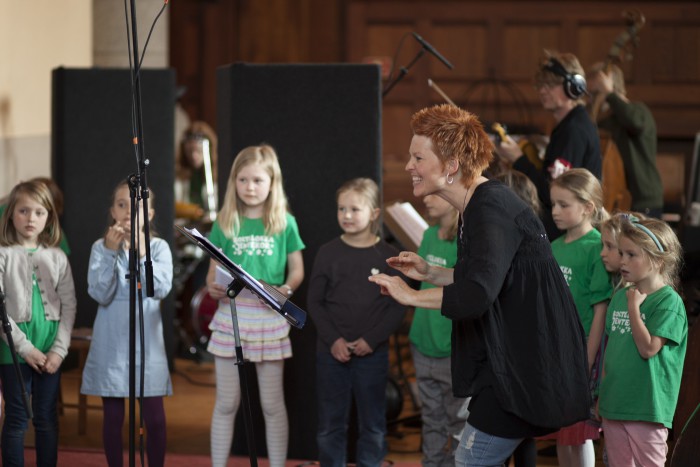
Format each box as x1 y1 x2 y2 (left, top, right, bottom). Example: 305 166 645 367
208 214 305 285
551 228 612 334
599 285 687 428
409 225 458 358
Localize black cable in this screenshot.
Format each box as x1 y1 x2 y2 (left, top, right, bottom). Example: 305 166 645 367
123 0 140 169
137 2 169 73
385 32 412 85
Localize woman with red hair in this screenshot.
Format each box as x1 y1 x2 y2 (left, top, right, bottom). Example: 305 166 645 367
370 104 591 466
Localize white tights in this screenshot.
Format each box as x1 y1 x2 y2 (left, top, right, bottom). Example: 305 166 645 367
210 357 288 467
557 439 596 467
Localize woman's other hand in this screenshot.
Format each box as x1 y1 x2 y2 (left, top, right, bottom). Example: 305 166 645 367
386 251 430 282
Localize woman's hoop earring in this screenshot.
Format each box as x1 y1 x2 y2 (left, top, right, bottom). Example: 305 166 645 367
446 173 454 185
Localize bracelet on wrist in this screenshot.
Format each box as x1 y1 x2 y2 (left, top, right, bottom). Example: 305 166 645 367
282 284 293 297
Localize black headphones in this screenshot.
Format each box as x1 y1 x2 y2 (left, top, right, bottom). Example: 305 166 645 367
543 58 587 100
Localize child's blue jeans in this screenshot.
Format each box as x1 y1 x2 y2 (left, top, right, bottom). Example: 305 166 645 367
0 363 61 467
316 349 388 467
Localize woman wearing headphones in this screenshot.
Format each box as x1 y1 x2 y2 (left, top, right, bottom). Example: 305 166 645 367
495 50 602 241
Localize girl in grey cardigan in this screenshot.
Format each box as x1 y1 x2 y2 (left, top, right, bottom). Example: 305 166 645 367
0 180 77 466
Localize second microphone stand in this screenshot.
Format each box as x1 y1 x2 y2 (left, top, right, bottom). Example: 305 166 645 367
0 286 32 421
225 279 258 467
382 48 426 97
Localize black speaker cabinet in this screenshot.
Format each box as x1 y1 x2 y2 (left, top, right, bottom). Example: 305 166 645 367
51 67 176 366
217 63 382 460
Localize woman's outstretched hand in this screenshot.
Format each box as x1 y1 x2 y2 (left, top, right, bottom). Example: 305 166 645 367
385 251 430 282
368 273 415 306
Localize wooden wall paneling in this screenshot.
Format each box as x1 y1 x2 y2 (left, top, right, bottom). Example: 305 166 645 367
651 24 700 82
237 0 308 62
502 23 560 81
634 8 700 139
308 0 343 61
169 0 205 120
366 25 417 64
432 22 489 81
201 2 236 125
381 103 414 208
170 0 700 221
170 0 344 128
560 18 579 54
657 152 687 215
577 23 641 77
169 0 238 124
485 18 505 81
382 104 414 158
346 0 700 209
631 24 654 85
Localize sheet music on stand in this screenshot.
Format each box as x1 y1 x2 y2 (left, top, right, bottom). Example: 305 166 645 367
384 201 429 252
176 226 306 329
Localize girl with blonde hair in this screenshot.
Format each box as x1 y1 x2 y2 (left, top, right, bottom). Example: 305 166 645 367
206 144 305 467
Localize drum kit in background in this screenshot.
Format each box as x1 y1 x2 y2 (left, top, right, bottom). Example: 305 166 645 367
172 135 218 362
173 214 216 362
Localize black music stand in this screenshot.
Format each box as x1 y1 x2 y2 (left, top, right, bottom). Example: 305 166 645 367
0 286 32 420
176 225 306 465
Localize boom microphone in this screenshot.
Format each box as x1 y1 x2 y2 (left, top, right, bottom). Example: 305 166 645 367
412 32 454 70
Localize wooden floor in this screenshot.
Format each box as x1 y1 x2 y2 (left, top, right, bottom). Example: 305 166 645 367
52 358 599 466
57 358 223 457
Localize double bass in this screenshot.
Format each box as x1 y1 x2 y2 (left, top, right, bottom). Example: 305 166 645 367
589 11 646 213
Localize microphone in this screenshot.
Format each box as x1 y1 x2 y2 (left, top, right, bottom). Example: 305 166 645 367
412 32 454 70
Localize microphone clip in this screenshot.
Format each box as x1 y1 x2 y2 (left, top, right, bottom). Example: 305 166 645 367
383 31 454 98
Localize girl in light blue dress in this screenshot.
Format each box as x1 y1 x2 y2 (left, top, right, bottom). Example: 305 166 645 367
81 181 173 467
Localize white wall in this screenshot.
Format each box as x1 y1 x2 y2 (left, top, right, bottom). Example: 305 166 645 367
0 1 92 195
0 0 170 197
93 0 169 68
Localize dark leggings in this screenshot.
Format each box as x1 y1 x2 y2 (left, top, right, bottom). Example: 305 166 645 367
102 396 167 467
504 438 537 467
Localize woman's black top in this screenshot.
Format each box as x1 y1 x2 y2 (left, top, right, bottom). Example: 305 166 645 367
442 180 591 437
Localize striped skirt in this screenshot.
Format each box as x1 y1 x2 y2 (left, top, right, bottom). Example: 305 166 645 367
206 288 292 361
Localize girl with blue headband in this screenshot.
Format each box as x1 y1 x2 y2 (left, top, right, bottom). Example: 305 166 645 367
599 216 687 466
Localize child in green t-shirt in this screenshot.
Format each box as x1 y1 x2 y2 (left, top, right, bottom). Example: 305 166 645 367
599 216 687 466
600 212 650 291
408 194 462 466
205 145 305 467
548 168 613 466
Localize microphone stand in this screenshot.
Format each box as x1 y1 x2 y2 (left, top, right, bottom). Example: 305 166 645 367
126 0 156 465
0 286 32 420
225 279 258 467
382 48 426 97
125 175 143 467
127 0 154 299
